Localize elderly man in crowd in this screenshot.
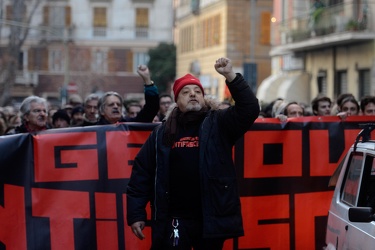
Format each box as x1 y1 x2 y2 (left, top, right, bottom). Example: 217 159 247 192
8 95 48 134
82 93 100 126
97 65 159 124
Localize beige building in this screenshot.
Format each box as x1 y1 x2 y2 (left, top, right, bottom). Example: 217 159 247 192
258 0 375 106
0 0 174 107
174 0 272 101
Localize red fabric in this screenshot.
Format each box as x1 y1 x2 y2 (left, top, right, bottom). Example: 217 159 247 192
173 74 204 101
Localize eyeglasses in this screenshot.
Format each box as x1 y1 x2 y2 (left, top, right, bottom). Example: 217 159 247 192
160 101 171 106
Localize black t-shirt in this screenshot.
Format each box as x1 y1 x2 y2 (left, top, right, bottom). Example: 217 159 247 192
169 123 202 219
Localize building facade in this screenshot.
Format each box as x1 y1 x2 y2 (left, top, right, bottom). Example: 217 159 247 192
174 0 272 101
258 0 375 106
0 0 174 107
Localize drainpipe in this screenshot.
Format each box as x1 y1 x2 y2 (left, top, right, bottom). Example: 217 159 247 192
250 0 256 63
333 46 336 98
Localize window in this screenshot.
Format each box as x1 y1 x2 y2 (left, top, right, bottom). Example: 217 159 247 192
198 14 221 49
133 52 148 72
359 69 370 97
317 70 327 95
18 51 24 70
135 8 149 38
92 49 107 73
28 47 48 71
49 48 64 72
93 7 107 36
108 49 133 72
357 155 375 208
43 6 71 38
6 4 27 25
180 25 194 53
335 70 348 98
260 12 271 45
341 154 363 206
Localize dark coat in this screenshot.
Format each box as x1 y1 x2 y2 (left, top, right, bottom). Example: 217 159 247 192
126 74 259 239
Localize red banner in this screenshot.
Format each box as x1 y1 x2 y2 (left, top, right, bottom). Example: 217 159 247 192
0 116 374 250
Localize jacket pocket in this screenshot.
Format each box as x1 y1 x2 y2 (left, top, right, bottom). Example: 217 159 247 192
208 177 240 216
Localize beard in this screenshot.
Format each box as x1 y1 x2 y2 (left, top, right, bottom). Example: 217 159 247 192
185 103 202 112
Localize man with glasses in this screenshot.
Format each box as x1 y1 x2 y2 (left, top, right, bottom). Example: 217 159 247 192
8 95 48 134
96 65 159 125
157 94 173 121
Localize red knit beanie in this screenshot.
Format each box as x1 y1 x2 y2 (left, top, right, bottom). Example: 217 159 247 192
173 74 205 101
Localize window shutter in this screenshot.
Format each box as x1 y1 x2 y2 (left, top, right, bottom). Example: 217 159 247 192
260 12 271 45
108 49 115 72
28 48 34 71
93 7 107 27
126 50 133 72
136 8 149 28
43 6 49 26
42 48 49 70
6 5 12 20
65 6 71 26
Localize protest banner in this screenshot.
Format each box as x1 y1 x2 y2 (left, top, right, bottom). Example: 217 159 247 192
0 116 373 250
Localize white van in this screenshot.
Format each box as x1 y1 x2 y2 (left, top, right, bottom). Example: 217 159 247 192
325 124 375 249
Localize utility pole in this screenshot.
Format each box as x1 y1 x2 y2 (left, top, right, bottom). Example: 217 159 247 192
61 29 70 107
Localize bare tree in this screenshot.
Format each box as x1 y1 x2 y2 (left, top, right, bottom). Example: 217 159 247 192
0 0 43 106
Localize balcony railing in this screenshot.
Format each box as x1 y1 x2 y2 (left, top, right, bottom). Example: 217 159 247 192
272 1 372 46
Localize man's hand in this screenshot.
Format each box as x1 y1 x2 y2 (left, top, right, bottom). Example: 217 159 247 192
131 221 146 240
137 65 152 85
214 57 236 82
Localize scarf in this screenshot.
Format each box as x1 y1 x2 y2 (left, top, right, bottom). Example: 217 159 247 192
163 107 208 146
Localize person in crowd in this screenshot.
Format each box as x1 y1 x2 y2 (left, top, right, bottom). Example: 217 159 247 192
218 100 232 110
8 96 48 134
360 95 375 116
68 94 83 107
336 96 359 119
258 98 283 118
0 111 7 135
47 105 60 128
4 113 22 134
126 57 260 249
63 104 74 117
70 106 85 126
277 101 305 121
152 115 161 123
1 106 16 122
278 101 304 121
82 93 100 126
330 93 355 115
125 102 142 119
52 109 71 128
157 94 173 121
311 94 332 116
271 99 287 118
97 65 159 125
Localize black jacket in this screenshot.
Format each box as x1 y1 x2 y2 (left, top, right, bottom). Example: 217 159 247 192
126 74 259 239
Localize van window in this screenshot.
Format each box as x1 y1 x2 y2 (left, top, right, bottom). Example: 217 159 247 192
357 155 375 208
341 154 363 206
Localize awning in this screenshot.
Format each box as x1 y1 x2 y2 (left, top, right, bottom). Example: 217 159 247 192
257 72 311 104
256 73 287 103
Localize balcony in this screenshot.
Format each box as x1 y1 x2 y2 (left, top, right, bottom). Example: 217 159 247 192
271 1 375 56
38 25 75 42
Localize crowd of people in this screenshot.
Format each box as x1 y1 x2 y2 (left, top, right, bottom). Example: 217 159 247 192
1 56 374 249
1 80 375 136
1 72 375 136
0 65 163 135
260 93 375 122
